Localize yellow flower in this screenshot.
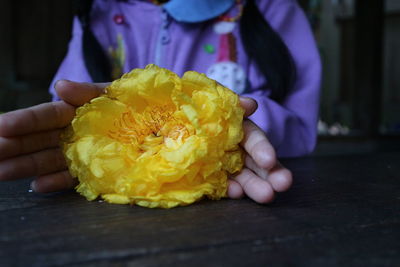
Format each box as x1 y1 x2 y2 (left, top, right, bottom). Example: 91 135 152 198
62 64 244 208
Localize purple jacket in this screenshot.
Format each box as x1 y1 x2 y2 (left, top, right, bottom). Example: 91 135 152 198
50 0 321 157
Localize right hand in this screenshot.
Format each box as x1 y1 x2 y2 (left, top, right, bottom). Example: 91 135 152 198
0 80 108 192
227 98 292 204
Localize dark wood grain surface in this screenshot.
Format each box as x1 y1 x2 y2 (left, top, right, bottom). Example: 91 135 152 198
1 152 399 267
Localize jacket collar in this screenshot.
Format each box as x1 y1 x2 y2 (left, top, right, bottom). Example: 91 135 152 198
163 0 235 23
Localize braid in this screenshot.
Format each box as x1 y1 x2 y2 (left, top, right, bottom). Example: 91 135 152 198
240 0 296 101
75 0 112 82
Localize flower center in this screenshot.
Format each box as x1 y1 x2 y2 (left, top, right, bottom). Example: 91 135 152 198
108 105 175 144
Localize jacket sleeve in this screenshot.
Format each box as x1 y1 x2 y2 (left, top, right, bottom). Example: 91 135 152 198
49 17 92 101
242 0 322 157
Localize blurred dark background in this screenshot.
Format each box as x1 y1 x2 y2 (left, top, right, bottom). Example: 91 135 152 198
0 0 399 155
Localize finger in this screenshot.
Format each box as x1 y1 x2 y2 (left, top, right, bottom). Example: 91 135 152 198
0 148 67 181
227 179 244 199
239 97 258 117
267 162 293 192
245 155 269 180
0 129 62 161
31 170 77 193
241 120 276 170
0 101 75 137
233 168 275 204
246 155 293 192
55 80 109 106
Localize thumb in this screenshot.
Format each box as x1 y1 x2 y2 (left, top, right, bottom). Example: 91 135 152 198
239 96 258 117
55 80 110 107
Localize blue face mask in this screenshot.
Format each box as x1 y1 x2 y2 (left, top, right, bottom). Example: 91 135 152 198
163 0 236 23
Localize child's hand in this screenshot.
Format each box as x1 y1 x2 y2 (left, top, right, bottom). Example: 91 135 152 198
227 97 293 203
0 80 108 192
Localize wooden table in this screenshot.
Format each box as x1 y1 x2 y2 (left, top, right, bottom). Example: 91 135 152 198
1 152 399 266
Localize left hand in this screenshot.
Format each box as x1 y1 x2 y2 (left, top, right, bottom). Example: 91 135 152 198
227 97 293 203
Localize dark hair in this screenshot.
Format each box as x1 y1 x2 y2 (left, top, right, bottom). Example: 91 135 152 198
75 0 112 82
240 0 296 101
75 0 296 101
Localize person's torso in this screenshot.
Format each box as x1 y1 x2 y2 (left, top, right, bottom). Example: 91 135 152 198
90 0 269 95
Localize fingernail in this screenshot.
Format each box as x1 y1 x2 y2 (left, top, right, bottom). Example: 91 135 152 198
54 80 67 89
30 180 37 192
